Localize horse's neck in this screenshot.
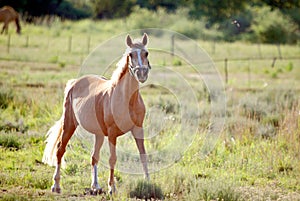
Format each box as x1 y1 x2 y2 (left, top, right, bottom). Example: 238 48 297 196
115 71 139 102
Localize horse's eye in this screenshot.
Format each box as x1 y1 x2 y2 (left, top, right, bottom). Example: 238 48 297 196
129 53 133 57
145 52 148 57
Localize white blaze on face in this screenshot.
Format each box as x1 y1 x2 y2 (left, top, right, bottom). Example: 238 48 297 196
136 49 143 67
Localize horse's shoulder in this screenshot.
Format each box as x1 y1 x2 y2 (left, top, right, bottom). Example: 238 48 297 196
134 93 146 114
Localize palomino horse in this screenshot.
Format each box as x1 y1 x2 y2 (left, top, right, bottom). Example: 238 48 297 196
0 6 21 34
43 34 151 194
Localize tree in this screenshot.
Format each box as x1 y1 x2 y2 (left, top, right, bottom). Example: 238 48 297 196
188 0 248 25
89 0 136 19
136 0 185 12
0 0 91 20
261 0 300 26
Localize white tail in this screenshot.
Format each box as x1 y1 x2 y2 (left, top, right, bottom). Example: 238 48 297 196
42 79 76 167
42 119 63 167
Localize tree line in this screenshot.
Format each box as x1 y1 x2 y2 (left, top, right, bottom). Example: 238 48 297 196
0 0 298 23
0 0 299 43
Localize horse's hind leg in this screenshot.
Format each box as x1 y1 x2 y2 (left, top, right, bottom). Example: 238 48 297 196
52 107 76 193
1 23 7 34
91 134 104 191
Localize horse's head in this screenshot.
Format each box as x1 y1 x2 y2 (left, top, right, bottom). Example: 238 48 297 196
125 33 151 83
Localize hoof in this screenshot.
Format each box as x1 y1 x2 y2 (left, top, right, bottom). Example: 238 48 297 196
51 185 61 193
108 184 117 195
84 187 103 195
91 183 102 191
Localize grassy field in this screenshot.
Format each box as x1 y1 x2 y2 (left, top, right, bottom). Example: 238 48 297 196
0 20 300 200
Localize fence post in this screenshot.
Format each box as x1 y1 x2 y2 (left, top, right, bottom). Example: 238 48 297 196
224 58 228 84
271 57 277 68
277 44 282 59
171 34 174 56
68 36 72 52
7 34 11 53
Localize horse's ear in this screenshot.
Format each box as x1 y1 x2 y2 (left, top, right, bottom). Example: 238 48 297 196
126 34 133 47
142 33 148 46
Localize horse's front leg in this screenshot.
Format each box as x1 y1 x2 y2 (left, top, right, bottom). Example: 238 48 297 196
91 134 104 191
52 163 61 193
132 126 149 180
108 135 117 194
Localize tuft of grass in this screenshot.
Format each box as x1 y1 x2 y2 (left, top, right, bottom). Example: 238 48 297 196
285 62 293 72
0 89 14 109
0 194 29 201
187 179 241 201
172 58 182 66
65 163 79 176
59 61 66 68
129 180 164 200
0 134 22 150
49 55 59 63
271 71 278 79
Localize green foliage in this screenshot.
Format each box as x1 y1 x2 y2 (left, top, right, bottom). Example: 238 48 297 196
55 0 92 20
129 180 164 200
285 62 293 72
137 0 184 11
271 71 278 79
250 6 298 44
187 179 241 201
262 0 300 10
127 7 215 39
188 0 248 24
0 22 299 200
1 195 29 201
0 134 22 149
65 163 79 175
89 0 135 18
127 7 168 30
0 89 14 109
172 58 182 66
0 0 90 20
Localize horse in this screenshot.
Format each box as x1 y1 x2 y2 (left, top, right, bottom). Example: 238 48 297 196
0 6 21 34
42 33 151 194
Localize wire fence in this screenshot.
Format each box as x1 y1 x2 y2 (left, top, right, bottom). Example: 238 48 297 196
1 33 299 88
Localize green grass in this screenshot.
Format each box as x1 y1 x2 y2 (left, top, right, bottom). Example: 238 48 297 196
0 19 300 200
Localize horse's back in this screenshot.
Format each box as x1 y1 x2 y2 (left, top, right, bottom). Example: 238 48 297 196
70 75 109 95
67 75 110 135
0 6 18 21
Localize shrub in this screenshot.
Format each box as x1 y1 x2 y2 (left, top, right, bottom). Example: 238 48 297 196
250 6 298 44
285 62 293 72
187 179 241 201
220 8 253 42
0 134 22 150
127 7 218 39
172 58 182 66
129 180 164 200
127 7 167 30
0 89 14 109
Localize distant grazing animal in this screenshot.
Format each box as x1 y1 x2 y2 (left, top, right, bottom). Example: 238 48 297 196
0 6 21 34
43 33 151 194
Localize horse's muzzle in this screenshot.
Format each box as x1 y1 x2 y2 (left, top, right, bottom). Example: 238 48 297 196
136 66 149 83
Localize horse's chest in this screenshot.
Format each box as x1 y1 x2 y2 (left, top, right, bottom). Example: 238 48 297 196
104 102 144 135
